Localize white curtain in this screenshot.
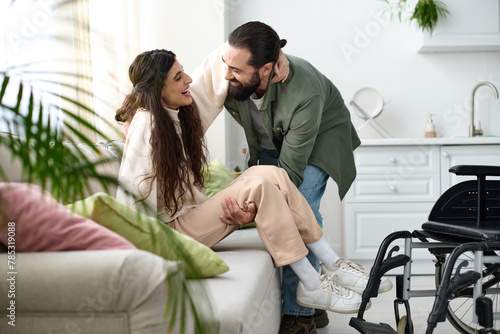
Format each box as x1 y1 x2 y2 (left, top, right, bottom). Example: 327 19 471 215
71 0 96 142
1 0 139 140
56 0 139 141
88 0 140 140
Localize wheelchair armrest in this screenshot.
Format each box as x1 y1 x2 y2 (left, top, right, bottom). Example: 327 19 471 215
449 165 500 177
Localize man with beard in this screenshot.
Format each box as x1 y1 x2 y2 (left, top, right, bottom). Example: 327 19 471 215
220 21 382 334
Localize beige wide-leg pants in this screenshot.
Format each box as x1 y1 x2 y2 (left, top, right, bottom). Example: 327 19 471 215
169 165 323 267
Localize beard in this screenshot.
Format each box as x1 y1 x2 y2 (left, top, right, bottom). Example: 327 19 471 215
227 69 261 101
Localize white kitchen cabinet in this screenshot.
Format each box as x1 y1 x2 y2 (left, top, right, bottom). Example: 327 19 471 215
344 144 440 259
419 0 500 52
344 142 500 260
346 144 441 203
353 145 439 174
347 173 440 203
345 202 435 260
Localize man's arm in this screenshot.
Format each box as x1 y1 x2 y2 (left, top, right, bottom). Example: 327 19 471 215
191 44 290 133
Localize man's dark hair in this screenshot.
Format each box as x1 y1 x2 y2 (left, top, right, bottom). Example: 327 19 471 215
228 21 287 68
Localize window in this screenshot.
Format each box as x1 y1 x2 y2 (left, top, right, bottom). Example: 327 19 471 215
1 0 139 140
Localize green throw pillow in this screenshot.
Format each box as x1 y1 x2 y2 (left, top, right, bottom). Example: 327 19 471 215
67 193 229 278
203 159 234 197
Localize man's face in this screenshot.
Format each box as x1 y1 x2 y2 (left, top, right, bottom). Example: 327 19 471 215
223 45 264 101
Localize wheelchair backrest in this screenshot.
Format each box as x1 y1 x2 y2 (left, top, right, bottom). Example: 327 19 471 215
428 180 500 224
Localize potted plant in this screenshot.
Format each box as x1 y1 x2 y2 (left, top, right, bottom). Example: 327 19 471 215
382 0 450 33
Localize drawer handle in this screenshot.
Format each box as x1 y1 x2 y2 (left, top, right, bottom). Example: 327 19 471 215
442 152 449 158
389 157 397 164
389 185 397 192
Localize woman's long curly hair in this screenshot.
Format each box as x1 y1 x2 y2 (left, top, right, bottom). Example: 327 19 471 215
115 49 207 216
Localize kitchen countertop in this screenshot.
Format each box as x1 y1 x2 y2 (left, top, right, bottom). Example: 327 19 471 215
360 136 500 146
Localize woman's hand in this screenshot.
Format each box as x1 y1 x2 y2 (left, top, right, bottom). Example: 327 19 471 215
271 50 289 84
219 197 257 226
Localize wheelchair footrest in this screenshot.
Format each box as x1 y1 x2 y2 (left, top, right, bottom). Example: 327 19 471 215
349 318 398 334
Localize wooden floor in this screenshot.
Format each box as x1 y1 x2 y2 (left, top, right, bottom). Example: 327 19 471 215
317 276 460 334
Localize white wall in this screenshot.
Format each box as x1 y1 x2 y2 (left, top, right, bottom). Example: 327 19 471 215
224 0 500 254
137 0 228 164
225 0 500 141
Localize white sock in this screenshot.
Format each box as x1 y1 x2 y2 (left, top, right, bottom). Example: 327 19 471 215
289 257 323 290
307 236 339 271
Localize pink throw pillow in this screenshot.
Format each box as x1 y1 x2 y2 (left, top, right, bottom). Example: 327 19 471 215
0 183 136 251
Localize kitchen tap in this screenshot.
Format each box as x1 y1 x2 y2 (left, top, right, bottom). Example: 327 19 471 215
469 81 499 137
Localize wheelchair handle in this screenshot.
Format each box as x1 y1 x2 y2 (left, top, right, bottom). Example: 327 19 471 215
449 165 500 177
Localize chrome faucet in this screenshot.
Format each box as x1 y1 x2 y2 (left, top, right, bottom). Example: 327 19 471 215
469 81 499 137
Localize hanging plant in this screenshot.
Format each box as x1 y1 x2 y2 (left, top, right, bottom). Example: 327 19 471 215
382 0 450 33
411 0 450 32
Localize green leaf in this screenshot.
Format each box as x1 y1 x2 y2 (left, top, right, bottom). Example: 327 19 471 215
0 75 9 104
14 81 23 112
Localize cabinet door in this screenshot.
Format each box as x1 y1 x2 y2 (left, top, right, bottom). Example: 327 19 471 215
346 173 440 203
344 202 434 260
420 0 500 52
440 145 500 190
354 145 439 174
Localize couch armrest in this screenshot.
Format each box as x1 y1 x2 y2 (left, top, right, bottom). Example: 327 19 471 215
0 249 179 334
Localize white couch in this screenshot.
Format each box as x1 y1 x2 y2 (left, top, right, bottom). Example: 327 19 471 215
0 139 281 334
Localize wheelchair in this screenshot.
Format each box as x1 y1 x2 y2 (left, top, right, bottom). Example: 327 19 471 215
349 165 500 334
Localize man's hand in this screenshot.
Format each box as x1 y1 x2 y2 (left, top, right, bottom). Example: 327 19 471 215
271 50 289 84
219 197 257 226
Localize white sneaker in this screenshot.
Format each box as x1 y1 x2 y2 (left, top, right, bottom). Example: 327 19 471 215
296 274 370 314
321 257 393 294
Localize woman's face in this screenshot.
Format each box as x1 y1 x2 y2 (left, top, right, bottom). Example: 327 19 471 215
161 59 193 110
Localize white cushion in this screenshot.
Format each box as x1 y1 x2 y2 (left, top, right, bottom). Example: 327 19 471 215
208 229 281 334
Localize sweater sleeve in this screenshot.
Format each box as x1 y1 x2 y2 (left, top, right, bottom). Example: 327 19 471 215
190 43 229 133
115 111 158 217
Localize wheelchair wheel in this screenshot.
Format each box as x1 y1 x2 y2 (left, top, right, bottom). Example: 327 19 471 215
435 251 500 334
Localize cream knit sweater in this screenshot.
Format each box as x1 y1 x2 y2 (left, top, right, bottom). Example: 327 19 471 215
116 44 228 222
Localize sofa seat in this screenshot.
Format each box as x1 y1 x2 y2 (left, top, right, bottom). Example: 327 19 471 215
207 228 281 334
0 249 178 334
0 229 282 334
